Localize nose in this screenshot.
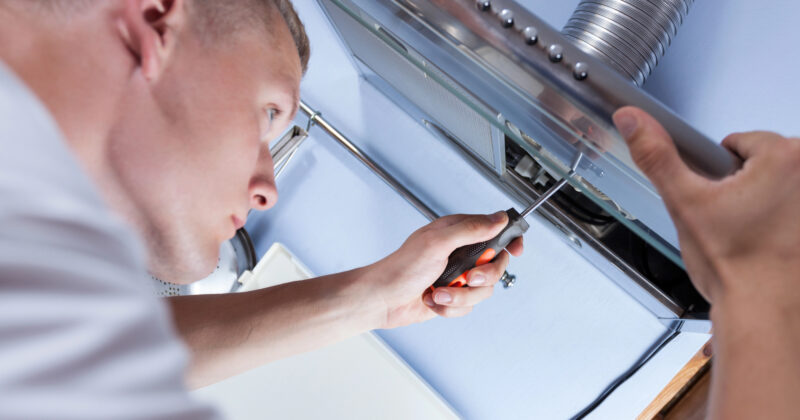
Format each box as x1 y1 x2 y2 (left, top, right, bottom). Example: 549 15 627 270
249 142 278 211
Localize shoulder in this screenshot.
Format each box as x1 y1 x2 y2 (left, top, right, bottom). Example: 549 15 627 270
0 60 146 276
0 62 219 419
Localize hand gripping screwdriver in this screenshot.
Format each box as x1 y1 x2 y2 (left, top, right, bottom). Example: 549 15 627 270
432 159 580 289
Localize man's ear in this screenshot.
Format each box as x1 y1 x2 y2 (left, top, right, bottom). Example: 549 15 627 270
118 0 186 82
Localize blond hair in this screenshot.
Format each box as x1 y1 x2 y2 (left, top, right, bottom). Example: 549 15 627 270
192 0 310 74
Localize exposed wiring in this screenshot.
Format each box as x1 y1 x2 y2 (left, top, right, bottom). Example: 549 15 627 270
549 185 615 226
570 329 681 420
552 192 615 226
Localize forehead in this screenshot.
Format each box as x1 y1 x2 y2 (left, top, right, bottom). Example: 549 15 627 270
194 33 299 119
247 19 303 109
185 9 304 113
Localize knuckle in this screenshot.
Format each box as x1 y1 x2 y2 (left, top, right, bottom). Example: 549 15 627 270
721 132 742 144
406 229 422 244
462 218 486 234
417 231 439 251
433 306 448 318
760 130 784 140
448 289 464 305
420 215 450 234
721 132 744 151
495 253 510 270
417 218 444 235
412 225 430 238
470 217 490 232
723 131 757 144
485 267 504 284
437 306 455 318
428 216 451 229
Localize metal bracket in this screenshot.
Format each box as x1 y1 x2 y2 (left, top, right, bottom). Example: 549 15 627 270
271 126 310 180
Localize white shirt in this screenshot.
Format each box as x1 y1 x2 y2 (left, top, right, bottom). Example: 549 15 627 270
0 62 218 419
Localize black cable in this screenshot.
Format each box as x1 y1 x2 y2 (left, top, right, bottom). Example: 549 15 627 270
234 228 258 272
552 193 615 226
570 328 681 420
544 181 615 226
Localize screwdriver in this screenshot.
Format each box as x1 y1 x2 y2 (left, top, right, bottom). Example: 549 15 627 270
432 157 581 289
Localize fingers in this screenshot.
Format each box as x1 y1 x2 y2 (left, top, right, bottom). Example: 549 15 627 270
419 223 519 319
722 131 783 160
422 290 473 318
425 250 508 315
467 249 509 287
423 213 473 230
425 217 522 257
432 284 495 307
613 107 702 202
425 285 492 318
431 211 509 253
422 289 476 318
506 237 523 257
429 304 473 318
422 214 524 257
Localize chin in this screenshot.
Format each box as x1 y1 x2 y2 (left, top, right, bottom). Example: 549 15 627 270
149 242 221 285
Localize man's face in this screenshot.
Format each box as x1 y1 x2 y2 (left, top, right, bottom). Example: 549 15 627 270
109 21 302 283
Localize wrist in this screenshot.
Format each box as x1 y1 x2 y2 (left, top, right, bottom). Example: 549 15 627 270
716 258 800 301
334 265 388 332
712 261 800 327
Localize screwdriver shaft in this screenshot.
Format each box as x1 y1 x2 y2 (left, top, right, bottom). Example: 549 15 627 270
519 175 570 218
520 153 583 218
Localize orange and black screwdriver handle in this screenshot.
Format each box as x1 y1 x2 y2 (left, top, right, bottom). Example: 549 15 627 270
432 208 530 289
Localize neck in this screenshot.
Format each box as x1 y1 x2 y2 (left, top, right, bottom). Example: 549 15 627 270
0 5 131 183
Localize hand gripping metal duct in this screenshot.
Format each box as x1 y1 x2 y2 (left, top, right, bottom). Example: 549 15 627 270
563 0 693 86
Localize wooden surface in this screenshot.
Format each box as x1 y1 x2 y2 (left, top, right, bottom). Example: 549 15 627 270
661 368 710 420
638 339 712 420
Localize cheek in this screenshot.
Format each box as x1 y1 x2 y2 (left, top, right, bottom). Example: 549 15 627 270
194 123 263 207
178 99 261 174
134 70 264 215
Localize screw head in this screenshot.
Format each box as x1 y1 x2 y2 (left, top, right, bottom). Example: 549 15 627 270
573 62 589 80
476 0 491 11
499 9 514 27
500 272 517 288
548 44 564 62
523 26 538 45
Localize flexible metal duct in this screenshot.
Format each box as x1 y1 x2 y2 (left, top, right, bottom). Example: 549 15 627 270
563 0 693 86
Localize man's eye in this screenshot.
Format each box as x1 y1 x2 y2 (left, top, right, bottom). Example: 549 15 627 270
267 108 279 123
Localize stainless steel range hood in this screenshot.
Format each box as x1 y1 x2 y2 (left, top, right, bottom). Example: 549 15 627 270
317 0 735 330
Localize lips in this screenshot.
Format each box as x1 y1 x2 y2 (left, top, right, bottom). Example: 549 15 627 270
231 215 246 230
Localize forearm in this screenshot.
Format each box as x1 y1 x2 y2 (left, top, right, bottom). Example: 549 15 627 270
709 268 800 419
168 266 385 389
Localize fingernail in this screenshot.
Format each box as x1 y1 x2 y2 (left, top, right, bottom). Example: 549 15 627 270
423 293 435 308
490 211 505 223
469 273 487 286
613 111 639 139
434 291 452 304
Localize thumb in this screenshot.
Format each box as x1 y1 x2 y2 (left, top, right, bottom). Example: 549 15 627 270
613 107 699 201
